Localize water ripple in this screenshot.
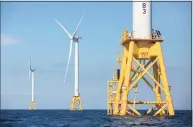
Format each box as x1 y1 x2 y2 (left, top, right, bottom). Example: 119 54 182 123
0 110 191 127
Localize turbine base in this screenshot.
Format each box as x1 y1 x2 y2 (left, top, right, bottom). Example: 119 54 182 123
70 95 82 111
29 101 36 110
107 29 175 116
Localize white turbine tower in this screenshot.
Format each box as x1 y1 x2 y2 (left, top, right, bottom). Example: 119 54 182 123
29 58 36 110
54 13 84 110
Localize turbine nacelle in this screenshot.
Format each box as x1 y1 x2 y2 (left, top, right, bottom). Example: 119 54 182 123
30 69 36 72
71 36 82 42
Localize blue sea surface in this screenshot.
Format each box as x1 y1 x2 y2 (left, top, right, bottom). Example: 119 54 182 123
0 110 192 127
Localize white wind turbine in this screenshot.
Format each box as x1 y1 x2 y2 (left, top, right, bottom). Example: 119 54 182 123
54 13 84 98
29 58 36 109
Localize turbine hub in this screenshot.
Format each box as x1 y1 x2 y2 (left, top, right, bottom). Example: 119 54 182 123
73 36 82 42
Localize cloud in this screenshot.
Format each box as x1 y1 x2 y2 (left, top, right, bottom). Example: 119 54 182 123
1 34 20 46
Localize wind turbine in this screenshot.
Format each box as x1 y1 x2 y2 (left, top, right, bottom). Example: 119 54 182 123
28 58 36 110
54 13 84 111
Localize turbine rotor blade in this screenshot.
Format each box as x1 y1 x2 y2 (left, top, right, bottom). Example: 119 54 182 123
29 71 31 79
63 40 73 85
29 58 32 70
72 12 84 37
54 18 72 39
29 58 31 79
29 70 31 79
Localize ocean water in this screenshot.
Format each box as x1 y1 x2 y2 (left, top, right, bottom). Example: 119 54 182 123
0 110 192 127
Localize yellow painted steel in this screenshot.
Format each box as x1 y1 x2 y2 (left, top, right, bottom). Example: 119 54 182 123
107 29 175 116
107 55 120 115
29 101 36 110
70 95 82 111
